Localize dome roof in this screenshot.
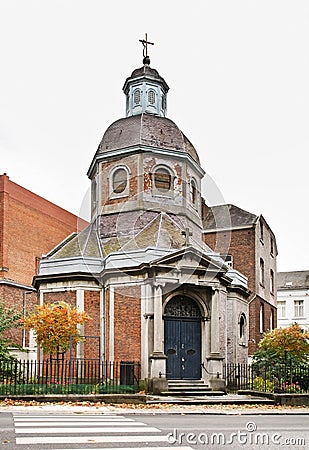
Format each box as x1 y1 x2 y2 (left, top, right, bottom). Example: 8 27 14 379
123 65 169 93
96 113 200 164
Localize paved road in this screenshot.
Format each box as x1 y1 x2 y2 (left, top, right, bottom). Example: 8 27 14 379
0 411 308 449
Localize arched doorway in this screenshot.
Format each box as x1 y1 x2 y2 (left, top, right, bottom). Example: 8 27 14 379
164 295 202 380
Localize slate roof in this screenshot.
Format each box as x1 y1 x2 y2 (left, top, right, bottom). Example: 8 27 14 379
95 114 200 164
46 212 211 261
48 223 103 260
277 271 309 289
203 204 258 231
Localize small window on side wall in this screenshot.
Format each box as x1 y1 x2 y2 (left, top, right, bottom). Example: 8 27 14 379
190 179 197 206
239 313 246 340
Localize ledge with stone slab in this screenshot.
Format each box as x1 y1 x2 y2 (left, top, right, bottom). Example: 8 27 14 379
238 390 309 406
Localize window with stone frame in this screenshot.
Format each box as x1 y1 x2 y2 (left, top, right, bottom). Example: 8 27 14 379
153 167 172 193
239 313 247 341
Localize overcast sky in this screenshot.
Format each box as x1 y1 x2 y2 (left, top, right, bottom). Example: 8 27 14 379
1 1 308 272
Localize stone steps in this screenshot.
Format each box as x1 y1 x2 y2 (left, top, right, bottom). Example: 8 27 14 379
161 379 225 396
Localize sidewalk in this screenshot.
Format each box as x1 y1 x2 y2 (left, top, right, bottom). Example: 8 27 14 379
0 396 309 415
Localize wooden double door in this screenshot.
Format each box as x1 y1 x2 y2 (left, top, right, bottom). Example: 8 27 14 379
164 296 202 380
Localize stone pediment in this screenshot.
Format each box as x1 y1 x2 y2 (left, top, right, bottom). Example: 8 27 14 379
149 246 228 276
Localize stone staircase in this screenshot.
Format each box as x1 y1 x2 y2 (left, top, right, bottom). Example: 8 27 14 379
162 379 226 396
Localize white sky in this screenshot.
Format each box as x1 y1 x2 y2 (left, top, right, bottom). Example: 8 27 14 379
0 0 308 272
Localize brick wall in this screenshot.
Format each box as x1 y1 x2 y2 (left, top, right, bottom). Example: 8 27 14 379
113 286 141 361
0 284 38 347
0 174 88 286
204 228 256 293
249 297 277 355
84 290 101 359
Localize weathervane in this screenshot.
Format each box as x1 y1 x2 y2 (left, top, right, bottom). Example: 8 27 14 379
139 33 154 65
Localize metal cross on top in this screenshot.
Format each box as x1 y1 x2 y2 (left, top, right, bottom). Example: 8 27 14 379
139 33 154 64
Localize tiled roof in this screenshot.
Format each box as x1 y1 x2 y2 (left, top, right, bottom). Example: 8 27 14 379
203 204 258 231
277 271 309 289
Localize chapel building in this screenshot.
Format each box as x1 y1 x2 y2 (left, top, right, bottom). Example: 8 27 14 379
34 55 251 391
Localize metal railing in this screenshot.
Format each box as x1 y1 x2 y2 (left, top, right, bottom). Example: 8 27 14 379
0 359 141 395
224 363 309 394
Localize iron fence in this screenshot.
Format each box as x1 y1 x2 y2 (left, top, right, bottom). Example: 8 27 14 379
0 359 141 395
224 363 309 394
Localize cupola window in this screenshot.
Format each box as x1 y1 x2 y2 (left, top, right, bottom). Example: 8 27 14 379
133 89 141 105
154 168 171 192
148 90 155 105
112 168 127 194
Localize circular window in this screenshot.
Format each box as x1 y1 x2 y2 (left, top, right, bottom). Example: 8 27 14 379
113 168 127 194
154 168 171 192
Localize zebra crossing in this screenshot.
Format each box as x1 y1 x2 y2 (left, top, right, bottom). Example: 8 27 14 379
13 413 193 449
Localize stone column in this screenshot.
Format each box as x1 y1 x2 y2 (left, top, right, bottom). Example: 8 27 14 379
210 288 220 354
76 289 84 360
208 287 226 391
149 282 167 394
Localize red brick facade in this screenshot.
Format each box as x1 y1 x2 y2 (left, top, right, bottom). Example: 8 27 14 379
204 218 277 356
0 174 88 349
0 174 88 286
113 286 141 362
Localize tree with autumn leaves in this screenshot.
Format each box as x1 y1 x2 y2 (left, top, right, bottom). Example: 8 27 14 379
253 323 309 366
23 301 92 357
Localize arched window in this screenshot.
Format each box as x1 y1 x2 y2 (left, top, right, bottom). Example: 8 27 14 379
239 313 246 339
259 258 265 286
260 304 264 333
133 89 141 105
148 90 155 105
112 167 127 194
270 269 274 294
165 296 202 318
154 168 172 192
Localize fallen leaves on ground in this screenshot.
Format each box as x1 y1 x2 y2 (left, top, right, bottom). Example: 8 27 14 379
0 398 308 411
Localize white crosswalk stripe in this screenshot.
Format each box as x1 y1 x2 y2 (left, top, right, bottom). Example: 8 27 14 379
13 413 193 449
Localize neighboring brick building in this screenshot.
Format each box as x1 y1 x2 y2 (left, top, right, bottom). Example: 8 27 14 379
203 204 278 358
34 56 251 392
0 173 88 358
277 271 309 331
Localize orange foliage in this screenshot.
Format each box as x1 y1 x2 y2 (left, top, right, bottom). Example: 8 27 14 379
23 301 92 356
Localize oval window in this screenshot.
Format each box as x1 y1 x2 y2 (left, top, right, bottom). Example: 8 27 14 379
154 168 171 192
113 168 127 194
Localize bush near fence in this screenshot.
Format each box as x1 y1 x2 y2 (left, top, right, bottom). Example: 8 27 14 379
0 359 141 395
224 363 309 394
